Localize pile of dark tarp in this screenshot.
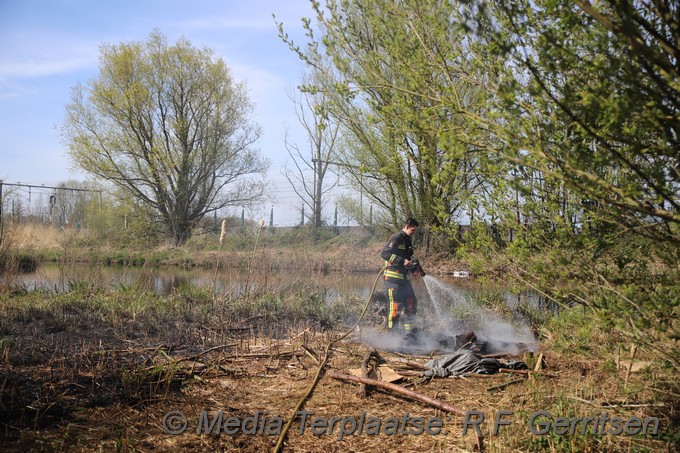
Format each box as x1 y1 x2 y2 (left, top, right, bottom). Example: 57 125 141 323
424 350 528 378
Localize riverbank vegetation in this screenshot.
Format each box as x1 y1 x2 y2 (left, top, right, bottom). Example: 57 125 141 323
0 221 383 272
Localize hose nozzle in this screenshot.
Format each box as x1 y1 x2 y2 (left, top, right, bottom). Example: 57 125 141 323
405 259 426 277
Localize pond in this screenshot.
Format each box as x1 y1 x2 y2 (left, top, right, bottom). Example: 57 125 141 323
11 262 392 298
7 261 552 310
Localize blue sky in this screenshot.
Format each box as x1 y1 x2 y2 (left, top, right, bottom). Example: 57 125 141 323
0 0 342 226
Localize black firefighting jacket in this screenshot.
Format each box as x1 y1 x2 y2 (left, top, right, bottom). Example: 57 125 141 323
380 230 414 282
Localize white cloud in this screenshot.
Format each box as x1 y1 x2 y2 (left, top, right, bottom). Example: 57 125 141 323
0 29 99 81
0 57 95 80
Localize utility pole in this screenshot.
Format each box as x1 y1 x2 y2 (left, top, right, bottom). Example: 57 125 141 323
360 178 363 225
49 194 56 225
311 158 363 225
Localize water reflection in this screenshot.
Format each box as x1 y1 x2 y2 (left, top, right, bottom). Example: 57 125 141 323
10 262 393 299
7 262 547 311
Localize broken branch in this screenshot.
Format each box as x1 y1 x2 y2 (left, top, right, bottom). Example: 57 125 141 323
327 371 467 416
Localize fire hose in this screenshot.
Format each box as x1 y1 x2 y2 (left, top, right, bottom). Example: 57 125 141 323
273 257 428 452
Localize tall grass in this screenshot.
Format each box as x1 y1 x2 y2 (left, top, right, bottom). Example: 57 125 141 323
0 278 362 353
0 223 40 293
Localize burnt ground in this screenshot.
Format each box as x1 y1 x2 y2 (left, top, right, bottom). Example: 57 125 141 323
0 303 676 453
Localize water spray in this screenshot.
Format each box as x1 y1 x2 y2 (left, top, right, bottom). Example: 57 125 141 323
421 275 539 353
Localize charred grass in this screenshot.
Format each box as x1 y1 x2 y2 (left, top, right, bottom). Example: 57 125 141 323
0 279 677 452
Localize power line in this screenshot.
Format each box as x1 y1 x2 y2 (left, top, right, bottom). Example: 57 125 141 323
0 180 102 245
0 182 101 194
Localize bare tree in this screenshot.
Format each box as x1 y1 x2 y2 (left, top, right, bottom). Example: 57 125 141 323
282 72 341 228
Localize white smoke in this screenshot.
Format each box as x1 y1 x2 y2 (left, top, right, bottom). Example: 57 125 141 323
422 275 539 352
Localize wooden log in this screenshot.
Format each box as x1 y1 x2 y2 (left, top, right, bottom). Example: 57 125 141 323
327 371 467 416
481 352 518 359
301 346 320 364
534 352 544 371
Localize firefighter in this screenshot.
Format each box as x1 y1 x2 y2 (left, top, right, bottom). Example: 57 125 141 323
380 218 424 332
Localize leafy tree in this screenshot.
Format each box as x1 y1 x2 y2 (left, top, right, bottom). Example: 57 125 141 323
81 187 160 246
469 0 679 245
62 31 268 245
44 180 96 230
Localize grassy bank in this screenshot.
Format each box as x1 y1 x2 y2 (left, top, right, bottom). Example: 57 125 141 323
2 223 385 271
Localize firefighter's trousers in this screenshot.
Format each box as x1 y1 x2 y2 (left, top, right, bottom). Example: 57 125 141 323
384 278 417 331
